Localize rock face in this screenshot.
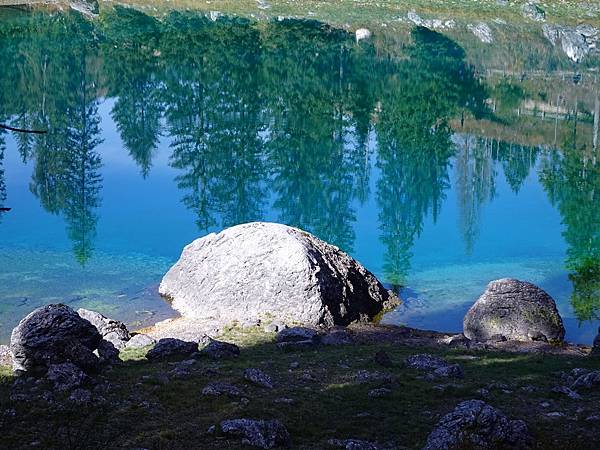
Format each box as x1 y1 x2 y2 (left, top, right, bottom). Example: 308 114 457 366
423 400 532 450
219 418 290 449
543 24 599 63
463 279 565 343
159 222 398 327
10 304 102 374
77 309 130 349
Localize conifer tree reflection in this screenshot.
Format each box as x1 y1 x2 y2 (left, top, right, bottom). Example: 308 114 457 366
376 27 488 286
540 141 600 321
162 15 266 231
102 7 163 178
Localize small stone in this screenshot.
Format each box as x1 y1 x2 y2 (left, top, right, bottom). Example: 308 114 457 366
202 382 243 398
274 397 295 404
355 28 372 43
264 321 286 333
571 370 600 389
354 370 393 384
277 340 316 351
368 388 392 398
540 401 551 408
244 368 274 389
328 438 381 450
552 386 582 400
585 414 600 422
405 354 463 379
289 361 299 369
321 330 354 346
476 388 490 398
545 412 565 418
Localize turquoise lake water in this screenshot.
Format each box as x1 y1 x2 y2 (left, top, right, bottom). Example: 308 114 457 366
0 10 599 343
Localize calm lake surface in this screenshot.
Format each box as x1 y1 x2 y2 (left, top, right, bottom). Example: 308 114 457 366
1 9 599 343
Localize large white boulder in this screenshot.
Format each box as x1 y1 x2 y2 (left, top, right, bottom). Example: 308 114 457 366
159 222 398 327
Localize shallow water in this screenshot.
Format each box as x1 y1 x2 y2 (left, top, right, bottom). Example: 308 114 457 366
0 10 599 343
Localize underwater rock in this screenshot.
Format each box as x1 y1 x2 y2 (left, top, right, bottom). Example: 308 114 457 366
463 279 565 343
159 222 398 327
10 304 102 374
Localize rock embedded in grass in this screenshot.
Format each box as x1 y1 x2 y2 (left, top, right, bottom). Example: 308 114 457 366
200 337 240 360
46 362 90 392
159 222 398 327
202 382 243 398
423 400 533 450
125 333 156 350
219 418 290 449
405 354 463 379
463 279 565 343
145 338 198 360
244 368 274 389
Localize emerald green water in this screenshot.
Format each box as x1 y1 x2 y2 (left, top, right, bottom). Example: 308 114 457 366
0 9 599 343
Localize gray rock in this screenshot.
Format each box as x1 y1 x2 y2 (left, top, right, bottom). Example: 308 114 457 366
467 23 494 44
405 354 463 379
321 329 354 346
368 388 392 398
276 340 316 351
200 338 240 359
46 362 89 391
423 400 532 450
276 327 319 343
219 418 290 449
0 345 13 367
463 279 565 343
522 2 545 22
125 333 156 350
551 386 582 400
244 368 274 389
571 371 600 389
97 340 120 365
10 304 102 374
145 338 198 360
159 222 398 327
77 308 130 349
202 382 243 398
543 24 595 63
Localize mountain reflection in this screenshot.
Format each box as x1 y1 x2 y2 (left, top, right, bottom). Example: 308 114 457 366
0 9 599 321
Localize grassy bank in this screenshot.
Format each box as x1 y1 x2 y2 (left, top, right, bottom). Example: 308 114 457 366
1 327 600 449
114 0 599 28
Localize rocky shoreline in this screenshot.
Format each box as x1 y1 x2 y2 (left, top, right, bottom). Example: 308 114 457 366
1 222 599 448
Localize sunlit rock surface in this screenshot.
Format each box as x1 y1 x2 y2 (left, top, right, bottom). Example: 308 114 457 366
159 222 398 327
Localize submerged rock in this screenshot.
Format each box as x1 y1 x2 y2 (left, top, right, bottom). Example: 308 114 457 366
145 338 198 360
463 279 565 343
423 400 532 449
219 418 290 449
159 222 398 327
77 308 130 349
10 304 102 374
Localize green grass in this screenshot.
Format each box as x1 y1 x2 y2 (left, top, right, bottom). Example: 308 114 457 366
111 0 599 28
2 329 600 449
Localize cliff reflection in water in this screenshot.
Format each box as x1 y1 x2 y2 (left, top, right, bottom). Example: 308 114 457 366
0 8 599 323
